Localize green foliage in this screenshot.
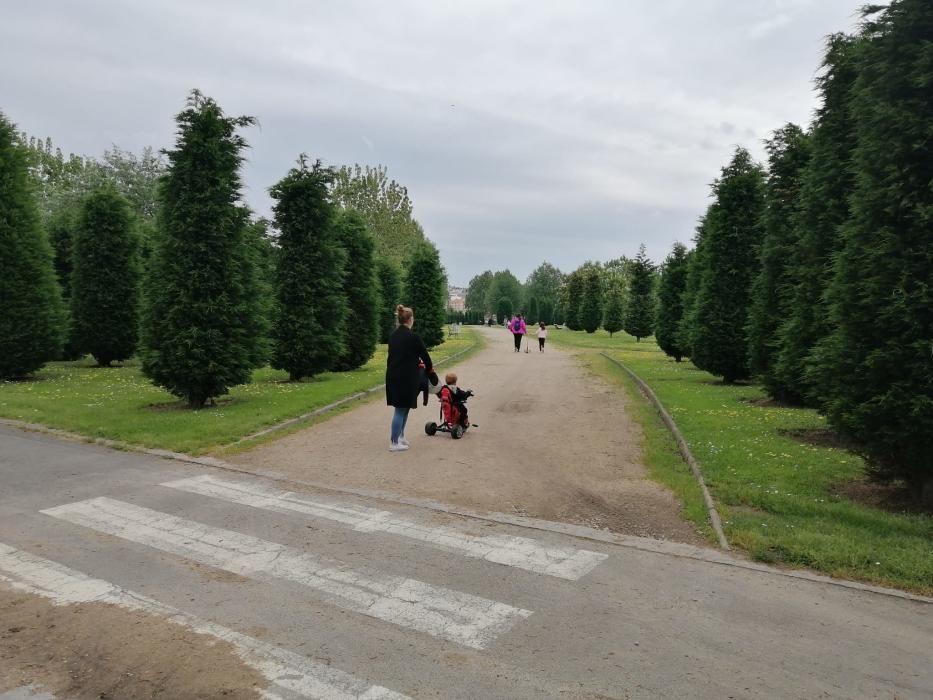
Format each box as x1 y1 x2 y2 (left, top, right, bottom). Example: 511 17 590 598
563 268 585 330
0 114 65 378
656 242 689 360
330 164 425 268
773 34 861 407
524 262 563 320
496 297 512 323
140 91 263 407
624 244 655 341
691 148 766 383
465 270 493 312
579 266 603 333
71 188 139 366
333 210 380 371
485 269 522 315
527 297 540 325
375 257 403 343
746 124 812 389
817 1 933 493
603 280 625 338
270 157 347 381
241 216 275 369
404 240 447 348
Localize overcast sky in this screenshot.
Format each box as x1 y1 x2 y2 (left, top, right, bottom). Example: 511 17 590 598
2 1 864 284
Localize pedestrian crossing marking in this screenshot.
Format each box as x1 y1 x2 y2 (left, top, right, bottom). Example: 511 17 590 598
0 542 409 700
162 474 608 580
41 498 533 649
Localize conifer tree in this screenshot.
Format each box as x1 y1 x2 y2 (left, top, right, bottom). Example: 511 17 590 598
818 1 933 497
71 188 139 366
772 34 861 406
563 269 585 330
528 297 539 324
140 91 262 407
333 209 380 371
270 157 347 381
579 266 604 334
375 257 402 343
496 297 512 324
0 114 64 378
603 280 625 338
656 242 689 360
678 212 712 356
691 148 766 383
241 215 275 369
624 244 655 342
746 124 811 388
404 240 447 348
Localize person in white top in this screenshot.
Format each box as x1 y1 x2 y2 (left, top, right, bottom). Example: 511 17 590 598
536 322 548 352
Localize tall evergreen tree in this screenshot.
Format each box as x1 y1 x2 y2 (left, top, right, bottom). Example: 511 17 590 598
140 92 262 407
603 279 625 338
270 158 347 381
746 124 812 389
496 297 512 324
333 209 380 371
563 269 585 330
817 1 933 497
0 114 64 378
71 188 139 366
678 212 712 355
241 215 275 369
375 257 402 343
579 266 604 334
404 240 447 348
656 242 690 361
772 34 861 406
691 148 766 383
624 244 656 342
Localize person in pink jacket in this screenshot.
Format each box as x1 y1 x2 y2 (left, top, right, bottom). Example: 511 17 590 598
509 313 527 352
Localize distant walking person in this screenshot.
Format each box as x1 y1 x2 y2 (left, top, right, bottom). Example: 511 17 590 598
386 304 433 452
537 322 547 352
509 313 526 352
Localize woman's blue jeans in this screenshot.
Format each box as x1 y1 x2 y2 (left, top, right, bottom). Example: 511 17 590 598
391 406 410 443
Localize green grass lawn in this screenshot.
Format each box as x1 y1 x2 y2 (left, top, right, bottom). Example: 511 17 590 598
550 328 933 595
0 328 481 456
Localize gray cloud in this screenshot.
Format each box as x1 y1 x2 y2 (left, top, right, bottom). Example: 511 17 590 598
1 0 862 283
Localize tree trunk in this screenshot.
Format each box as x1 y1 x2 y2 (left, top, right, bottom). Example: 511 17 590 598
921 476 933 509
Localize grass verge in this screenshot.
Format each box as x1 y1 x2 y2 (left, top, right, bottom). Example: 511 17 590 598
0 328 483 456
550 328 933 595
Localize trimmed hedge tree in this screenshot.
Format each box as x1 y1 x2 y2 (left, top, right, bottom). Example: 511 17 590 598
656 242 689 361
690 148 766 383
375 257 402 343
71 188 139 366
333 209 379 371
270 158 347 381
140 92 263 407
404 240 447 348
0 113 64 379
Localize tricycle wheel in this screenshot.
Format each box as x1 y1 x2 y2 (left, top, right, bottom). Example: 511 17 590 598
425 422 438 436
451 425 464 439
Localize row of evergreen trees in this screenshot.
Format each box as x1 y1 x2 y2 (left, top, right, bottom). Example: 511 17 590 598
654 1 931 497
1 91 448 408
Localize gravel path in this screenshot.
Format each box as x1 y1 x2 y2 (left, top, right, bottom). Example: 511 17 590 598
232 327 703 544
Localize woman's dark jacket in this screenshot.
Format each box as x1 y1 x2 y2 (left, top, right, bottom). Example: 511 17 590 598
386 326 433 409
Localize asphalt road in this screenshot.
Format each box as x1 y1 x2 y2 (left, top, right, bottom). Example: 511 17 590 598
0 425 931 699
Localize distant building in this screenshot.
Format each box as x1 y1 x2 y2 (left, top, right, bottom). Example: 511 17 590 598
448 286 466 311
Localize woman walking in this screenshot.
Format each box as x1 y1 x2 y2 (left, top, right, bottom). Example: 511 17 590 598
509 313 526 352
386 304 433 451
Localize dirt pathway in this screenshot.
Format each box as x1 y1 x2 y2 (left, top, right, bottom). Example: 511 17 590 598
232 327 702 543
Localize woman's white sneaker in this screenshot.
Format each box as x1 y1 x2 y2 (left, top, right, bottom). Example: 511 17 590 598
399 437 409 447
389 442 409 452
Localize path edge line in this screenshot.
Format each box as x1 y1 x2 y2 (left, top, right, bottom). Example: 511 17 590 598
599 352 730 550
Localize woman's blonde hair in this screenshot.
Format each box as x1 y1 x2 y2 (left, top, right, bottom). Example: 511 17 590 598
396 304 414 325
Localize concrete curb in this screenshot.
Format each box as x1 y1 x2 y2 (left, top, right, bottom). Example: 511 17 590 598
599 352 730 550
2 421 930 605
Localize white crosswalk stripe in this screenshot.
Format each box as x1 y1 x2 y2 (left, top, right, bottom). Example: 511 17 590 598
162 474 608 580
0 543 409 700
41 497 533 649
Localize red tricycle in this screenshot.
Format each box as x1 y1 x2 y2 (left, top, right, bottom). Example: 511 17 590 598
424 385 474 439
